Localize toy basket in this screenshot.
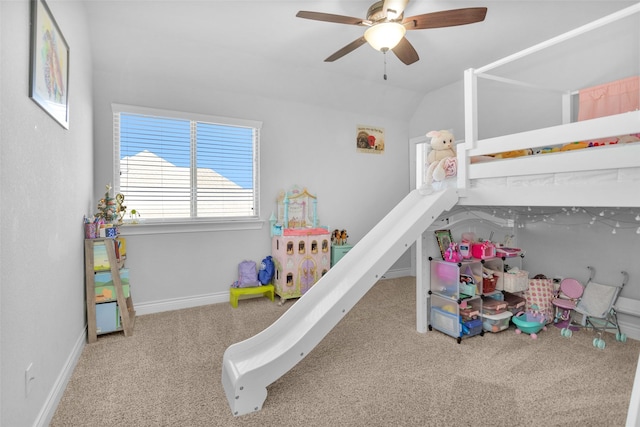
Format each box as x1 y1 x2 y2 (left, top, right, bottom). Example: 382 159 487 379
483 274 498 294
503 270 529 292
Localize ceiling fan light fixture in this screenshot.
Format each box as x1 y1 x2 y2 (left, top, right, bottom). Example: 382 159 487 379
364 22 406 51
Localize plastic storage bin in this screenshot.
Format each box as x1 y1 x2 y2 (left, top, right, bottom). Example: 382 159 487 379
429 293 483 341
459 304 480 321
462 318 484 336
482 297 508 315
482 311 513 333
430 259 482 299
431 306 460 338
503 291 526 314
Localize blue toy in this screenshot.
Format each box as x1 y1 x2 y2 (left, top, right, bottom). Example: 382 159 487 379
512 304 547 339
258 256 275 285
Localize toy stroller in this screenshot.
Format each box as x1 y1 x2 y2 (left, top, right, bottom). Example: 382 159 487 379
560 266 628 349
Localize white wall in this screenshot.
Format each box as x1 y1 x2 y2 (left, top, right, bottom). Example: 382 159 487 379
0 1 94 425
92 65 413 311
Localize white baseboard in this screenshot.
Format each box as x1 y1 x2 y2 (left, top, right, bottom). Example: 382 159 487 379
135 268 415 316
380 267 413 280
135 292 229 315
36 328 86 427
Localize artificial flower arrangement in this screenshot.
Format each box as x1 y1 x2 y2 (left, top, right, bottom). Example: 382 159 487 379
95 184 119 224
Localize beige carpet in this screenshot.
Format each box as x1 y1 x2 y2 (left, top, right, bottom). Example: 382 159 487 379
51 277 640 426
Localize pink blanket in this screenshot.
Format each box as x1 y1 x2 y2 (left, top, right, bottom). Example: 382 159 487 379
578 76 639 121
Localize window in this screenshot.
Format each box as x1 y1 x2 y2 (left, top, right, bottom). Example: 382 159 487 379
112 104 261 223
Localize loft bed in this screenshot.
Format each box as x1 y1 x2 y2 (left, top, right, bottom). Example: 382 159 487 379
415 3 640 208
414 6 640 424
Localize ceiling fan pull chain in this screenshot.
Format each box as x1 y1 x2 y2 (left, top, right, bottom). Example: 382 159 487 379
383 49 388 80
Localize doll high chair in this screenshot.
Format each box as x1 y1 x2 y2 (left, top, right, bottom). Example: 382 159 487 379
552 278 584 331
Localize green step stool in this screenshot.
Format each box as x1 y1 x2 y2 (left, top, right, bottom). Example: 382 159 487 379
229 284 275 308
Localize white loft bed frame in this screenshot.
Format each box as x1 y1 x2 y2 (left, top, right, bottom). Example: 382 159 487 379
414 5 640 424
414 3 640 209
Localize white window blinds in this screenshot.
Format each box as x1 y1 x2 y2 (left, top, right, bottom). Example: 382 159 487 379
113 104 261 221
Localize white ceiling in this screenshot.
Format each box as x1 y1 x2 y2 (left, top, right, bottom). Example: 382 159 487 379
83 0 637 120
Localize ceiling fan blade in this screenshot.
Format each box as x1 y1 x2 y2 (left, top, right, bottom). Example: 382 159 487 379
383 0 409 19
392 37 419 65
324 37 368 62
296 11 366 26
403 7 487 30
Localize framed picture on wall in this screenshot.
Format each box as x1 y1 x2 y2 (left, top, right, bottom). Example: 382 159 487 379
29 0 70 129
356 125 385 154
434 229 453 259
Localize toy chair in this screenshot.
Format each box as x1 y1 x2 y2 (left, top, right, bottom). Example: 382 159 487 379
560 266 628 349
552 278 584 331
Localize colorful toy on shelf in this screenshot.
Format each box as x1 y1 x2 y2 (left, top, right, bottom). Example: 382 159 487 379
459 239 472 259
471 241 496 259
443 242 463 263
331 229 349 246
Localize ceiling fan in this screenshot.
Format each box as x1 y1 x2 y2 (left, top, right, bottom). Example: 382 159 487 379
296 0 487 65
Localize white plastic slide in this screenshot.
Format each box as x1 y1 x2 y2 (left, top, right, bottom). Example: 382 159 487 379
222 187 459 416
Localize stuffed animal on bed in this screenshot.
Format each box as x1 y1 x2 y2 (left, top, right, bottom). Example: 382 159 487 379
616 134 640 144
422 130 457 193
493 148 533 158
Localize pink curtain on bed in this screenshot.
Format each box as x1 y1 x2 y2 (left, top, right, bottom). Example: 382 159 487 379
578 75 639 121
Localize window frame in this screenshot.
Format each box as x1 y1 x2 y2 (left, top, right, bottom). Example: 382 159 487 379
111 103 264 235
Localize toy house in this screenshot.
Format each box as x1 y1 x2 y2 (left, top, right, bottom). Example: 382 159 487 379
270 186 331 304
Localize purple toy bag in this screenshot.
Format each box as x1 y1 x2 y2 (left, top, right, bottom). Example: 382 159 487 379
231 260 260 288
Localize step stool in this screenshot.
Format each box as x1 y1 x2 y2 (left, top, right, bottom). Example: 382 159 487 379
229 284 275 308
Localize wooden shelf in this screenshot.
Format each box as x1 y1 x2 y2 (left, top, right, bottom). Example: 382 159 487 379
85 238 135 343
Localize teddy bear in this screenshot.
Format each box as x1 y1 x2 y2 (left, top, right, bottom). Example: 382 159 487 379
421 130 457 193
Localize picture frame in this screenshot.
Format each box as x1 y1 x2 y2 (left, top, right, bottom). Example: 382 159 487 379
29 0 70 129
356 125 385 154
434 229 453 259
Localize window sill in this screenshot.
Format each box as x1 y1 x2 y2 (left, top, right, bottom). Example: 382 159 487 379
117 218 265 236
